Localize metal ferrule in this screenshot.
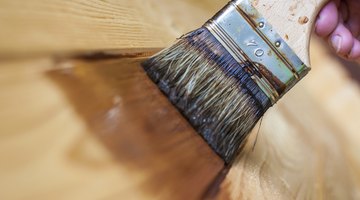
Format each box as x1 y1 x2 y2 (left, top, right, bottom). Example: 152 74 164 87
204 0 310 104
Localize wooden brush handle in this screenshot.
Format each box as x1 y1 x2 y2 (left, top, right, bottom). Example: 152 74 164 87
253 0 328 66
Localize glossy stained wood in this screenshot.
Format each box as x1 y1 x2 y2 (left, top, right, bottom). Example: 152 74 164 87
48 56 225 199
0 1 228 199
0 53 225 200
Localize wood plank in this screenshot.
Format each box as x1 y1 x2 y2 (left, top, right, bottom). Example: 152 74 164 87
216 38 360 200
0 54 225 200
2 0 360 199
0 1 228 199
0 0 225 57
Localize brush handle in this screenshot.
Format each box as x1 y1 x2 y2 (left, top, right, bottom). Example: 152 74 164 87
252 0 328 66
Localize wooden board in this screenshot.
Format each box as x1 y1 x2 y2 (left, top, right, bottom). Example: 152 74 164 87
0 54 226 200
216 39 360 200
0 1 227 199
0 0 223 57
1 0 360 200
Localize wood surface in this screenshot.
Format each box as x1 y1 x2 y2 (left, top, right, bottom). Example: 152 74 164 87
0 0 223 57
1 0 360 200
0 0 327 66
216 39 360 199
1 56 223 200
0 1 226 199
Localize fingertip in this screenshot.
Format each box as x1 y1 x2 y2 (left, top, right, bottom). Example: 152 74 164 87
329 23 354 56
315 1 339 37
348 39 360 60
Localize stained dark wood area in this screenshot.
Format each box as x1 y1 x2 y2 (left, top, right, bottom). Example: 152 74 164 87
47 55 225 200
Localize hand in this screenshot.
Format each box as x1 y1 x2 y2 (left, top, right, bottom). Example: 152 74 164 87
315 0 360 61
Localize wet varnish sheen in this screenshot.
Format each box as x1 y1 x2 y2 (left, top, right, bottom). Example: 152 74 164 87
48 55 225 200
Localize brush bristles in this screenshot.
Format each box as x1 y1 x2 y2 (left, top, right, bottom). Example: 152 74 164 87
142 28 271 163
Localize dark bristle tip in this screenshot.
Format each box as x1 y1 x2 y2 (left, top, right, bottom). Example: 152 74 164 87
142 28 271 164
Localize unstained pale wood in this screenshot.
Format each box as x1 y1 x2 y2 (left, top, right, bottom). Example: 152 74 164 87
0 0 328 65
0 0 224 57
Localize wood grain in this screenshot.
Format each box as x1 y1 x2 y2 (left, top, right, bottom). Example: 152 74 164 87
0 54 225 200
0 0 324 66
0 0 224 58
0 1 228 199
1 0 360 200
216 39 360 200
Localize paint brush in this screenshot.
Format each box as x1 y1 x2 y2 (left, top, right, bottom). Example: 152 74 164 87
142 0 327 164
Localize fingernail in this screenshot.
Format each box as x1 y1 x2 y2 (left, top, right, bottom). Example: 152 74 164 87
331 35 342 53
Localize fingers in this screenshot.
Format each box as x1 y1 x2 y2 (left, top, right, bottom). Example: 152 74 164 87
346 9 360 60
329 23 354 56
344 0 360 60
316 0 360 61
315 1 339 37
348 39 360 60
